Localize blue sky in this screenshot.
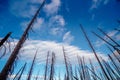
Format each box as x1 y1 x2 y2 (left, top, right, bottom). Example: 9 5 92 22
0 0 120 79
0 0 120 45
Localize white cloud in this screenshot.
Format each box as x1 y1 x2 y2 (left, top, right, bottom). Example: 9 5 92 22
49 15 65 27
63 31 74 44
10 0 43 18
48 15 66 36
44 0 61 15
43 0 66 37
21 15 66 36
3 39 108 65
10 0 66 37
33 18 44 29
10 0 45 31
50 27 64 36
20 18 44 30
23 40 108 64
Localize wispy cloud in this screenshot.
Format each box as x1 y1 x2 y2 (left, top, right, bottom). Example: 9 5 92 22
50 27 65 36
20 40 107 65
48 15 66 36
44 0 61 15
1 39 108 65
43 0 67 37
10 0 66 38
63 31 74 44
10 0 61 18
9 0 46 31
10 0 43 18
21 17 44 30
48 15 65 27
33 18 44 29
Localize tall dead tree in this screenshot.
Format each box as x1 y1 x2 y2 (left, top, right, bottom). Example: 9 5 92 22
0 0 45 79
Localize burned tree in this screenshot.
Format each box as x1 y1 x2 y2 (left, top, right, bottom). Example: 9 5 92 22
0 0 45 79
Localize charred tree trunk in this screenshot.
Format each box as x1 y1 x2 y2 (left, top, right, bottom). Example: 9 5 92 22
0 1 45 79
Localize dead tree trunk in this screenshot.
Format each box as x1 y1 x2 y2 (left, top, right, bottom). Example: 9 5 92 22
0 0 45 79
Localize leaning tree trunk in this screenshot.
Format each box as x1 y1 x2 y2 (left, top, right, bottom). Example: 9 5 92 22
0 0 45 79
